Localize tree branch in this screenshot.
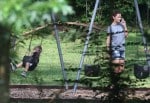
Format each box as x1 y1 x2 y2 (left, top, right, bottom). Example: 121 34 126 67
22 22 100 36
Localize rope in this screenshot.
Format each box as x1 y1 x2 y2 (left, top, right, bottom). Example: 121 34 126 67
26 34 34 55
26 34 43 56
39 37 43 46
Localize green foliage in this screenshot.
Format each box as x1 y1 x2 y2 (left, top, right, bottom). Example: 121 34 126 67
7 1 150 103
69 0 150 27
0 0 74 33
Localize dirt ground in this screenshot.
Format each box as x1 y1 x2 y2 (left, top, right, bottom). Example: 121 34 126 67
10 87 150 100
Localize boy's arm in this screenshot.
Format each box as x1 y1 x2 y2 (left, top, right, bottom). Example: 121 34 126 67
106 35 110 51
121 18 128 38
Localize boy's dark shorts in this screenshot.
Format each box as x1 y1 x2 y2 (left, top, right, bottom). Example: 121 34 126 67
22 56 37 71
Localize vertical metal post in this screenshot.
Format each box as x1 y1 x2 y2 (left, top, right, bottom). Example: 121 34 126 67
51 13 68 90
73 0 100 93
134 0 150 66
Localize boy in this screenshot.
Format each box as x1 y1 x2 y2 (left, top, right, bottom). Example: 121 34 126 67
11 45 42 77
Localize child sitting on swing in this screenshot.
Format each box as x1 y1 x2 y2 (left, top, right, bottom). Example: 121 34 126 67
11 45 42 77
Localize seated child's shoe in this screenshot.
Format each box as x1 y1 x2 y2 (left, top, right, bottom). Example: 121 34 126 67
10 63 17 71
21 71 27 77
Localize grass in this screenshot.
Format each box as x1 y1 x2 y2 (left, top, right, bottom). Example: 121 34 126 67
10 32 150 88
10 35 84 85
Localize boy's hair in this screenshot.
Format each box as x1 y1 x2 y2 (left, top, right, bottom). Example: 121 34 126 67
34 45 42 53
110 10 121 21
32 45 42 59
112 10 121 17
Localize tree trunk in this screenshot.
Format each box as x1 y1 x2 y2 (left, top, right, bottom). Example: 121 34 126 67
0 25 10 103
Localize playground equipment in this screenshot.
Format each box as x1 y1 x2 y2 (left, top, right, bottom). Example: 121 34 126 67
133 0 150 79
51 13 68 90
10 13 69 90
73 0 100 93
73 0 150 93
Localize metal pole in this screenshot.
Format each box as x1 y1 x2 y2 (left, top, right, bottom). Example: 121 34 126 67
134 0 150 66
73 0 100 93
51 13 68 90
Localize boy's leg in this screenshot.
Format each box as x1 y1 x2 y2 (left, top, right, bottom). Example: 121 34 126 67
118 50 125 73
24 62 30 72
10 62 16 71
16 62 23 68
118 59 125 73
10 62 20 71
111 50 125 73
111 49 121 73
112 59 120 73
21 62 30 77
112 60 125 73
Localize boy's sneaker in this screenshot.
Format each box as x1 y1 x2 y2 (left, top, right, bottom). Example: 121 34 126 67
21 71 27 77
10 63 17 71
